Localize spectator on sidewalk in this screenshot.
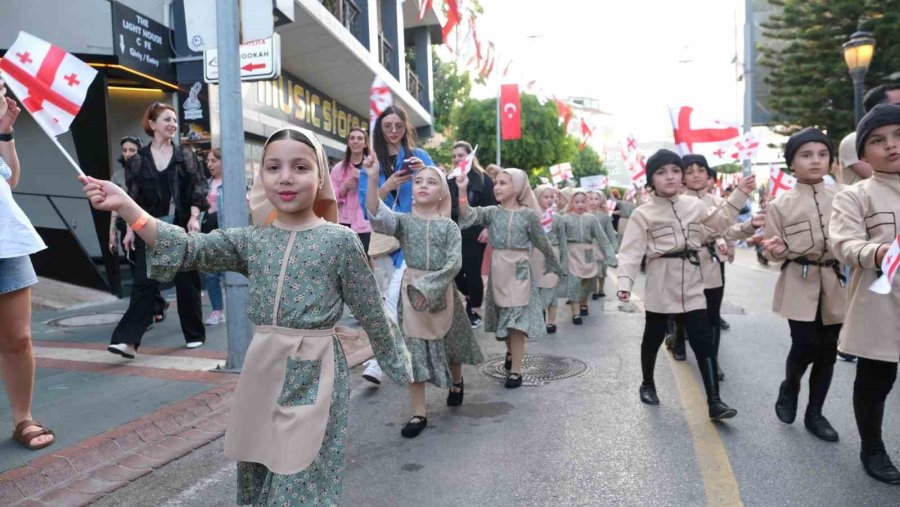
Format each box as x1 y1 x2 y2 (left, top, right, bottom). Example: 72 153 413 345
0 83 55 450
330 127 372 253
202 148 225 325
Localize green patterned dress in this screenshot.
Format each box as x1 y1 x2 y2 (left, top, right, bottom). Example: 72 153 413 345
147 219 412 507
368 202 484 387
593 211 620 281
538 214 563 309
557 213 617 302
459 206 561 340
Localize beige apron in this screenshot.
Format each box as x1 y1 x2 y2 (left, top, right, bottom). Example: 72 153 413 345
224 228 341 475
400 267 454 340
491 248 532 307
568 243 598 279
531 248 558 289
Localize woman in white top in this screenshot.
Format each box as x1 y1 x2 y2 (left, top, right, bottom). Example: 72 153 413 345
0 84 55 450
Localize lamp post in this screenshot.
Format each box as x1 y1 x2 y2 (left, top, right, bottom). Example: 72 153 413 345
843 29 876 125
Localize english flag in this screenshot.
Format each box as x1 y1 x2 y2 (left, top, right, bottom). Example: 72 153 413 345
446 145 478 179
0 31 97 138
500 84 521 141
442 0 461 43
669 106 741 164
369 76 392 133
870 233 900 295
769 166 797 199
549 163 573 184
417 0 432 20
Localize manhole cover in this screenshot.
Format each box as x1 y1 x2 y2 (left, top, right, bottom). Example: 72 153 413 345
479 354 589 386
48 313 124 328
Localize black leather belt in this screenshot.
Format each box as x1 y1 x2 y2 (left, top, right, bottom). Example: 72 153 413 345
659 249 700 266
702 242 721 264
781 257 846 287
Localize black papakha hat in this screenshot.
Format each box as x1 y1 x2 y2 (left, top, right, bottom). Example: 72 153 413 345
646 149 684 184
856 104 900 158
683 154 715 179
784 127 833 168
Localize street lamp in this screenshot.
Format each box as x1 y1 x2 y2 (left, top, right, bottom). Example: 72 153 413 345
843 29 876 125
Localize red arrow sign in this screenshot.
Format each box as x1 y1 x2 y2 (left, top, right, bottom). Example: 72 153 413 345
241 62 267 72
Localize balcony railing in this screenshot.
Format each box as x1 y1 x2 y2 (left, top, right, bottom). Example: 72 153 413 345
406 67 423 105
321 0 361 40
378 32 393 72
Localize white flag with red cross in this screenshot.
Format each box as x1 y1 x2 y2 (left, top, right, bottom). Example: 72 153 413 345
0 32 97 138
669 106 741 165
369 76 392 134
549 162 573 184
446 145 478 180
769 166 797 199
870 233 900 294
730 131 761 162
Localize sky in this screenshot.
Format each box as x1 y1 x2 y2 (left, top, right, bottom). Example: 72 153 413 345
457 0 747 143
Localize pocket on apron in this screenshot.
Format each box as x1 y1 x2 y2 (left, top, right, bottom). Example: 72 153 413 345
491 249 532 307
400 268 455 340
276 357 321 407
515 259 530 280
567 243 598 279
584 247 594 264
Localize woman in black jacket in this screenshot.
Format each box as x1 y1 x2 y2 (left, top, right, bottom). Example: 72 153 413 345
447 141 496 327
108 101 209 358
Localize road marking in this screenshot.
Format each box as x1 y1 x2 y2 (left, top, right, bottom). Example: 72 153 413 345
33 346 223 372
666 353 744 506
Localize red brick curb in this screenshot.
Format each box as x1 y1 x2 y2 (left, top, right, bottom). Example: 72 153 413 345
0 382 236 507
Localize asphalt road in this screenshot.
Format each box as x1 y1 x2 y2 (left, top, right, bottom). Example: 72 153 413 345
91 248 900 506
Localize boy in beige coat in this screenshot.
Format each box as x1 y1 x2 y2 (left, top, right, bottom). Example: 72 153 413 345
760 128 846 443
829 104 900 485
617 149 754 420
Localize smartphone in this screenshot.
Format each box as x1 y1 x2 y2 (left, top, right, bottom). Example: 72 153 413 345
398 158 414 176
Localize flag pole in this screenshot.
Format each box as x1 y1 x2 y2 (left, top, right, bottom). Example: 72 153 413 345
48 135 85 177
495 84 501 166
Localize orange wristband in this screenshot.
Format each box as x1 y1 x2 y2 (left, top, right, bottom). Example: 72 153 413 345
130 213 151 232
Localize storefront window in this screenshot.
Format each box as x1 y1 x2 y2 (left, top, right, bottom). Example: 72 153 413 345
244 139 265 191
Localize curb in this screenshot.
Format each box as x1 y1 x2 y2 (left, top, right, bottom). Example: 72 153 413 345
0 383 236 507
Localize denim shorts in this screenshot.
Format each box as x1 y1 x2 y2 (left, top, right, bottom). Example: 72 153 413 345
0 255 38 294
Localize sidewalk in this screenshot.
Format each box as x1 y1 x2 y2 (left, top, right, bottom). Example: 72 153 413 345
0 279 372 506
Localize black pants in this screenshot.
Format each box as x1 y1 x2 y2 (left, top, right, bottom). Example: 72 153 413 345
642 310 713 385
854 358 898 445
111 237 205 347
455 238 486 311
117 219 166 314
784 309 840 409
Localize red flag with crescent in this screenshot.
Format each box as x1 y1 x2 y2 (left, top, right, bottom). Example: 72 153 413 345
500 83 521 141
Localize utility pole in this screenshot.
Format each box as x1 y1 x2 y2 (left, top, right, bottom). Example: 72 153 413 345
496 85 501 166
742 0 754 177
216 0 252 371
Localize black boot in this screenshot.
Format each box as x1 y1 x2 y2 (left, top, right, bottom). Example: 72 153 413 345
672 321 687 361
804 363 838 441
639 383 659 405
711 326 724 381
699 357 736 420
861 440 900 485
775 359 806 424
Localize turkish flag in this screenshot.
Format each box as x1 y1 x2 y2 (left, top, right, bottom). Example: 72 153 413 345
0 31 97 137
500 83 521 141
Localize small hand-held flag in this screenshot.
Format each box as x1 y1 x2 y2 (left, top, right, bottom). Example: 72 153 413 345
768 166 796 199
0 31 98 176
499 84 521 141
446 145 478 179
369 76 392 140
549 163 573 184
870 233 900 295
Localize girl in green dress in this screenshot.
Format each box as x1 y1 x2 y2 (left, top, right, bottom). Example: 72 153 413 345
534 184 562 334
454 168 562 388
364 163 483 438
588 190 620 299
80 128 413 506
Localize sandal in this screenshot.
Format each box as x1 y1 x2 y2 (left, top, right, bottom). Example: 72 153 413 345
447 379 464 406
401 416 428 438
13 419 55 450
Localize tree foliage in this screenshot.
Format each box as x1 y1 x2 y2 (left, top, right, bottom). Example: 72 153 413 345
455 93 575 174
571 145 608 179
760 0 900 145
431 50 472 135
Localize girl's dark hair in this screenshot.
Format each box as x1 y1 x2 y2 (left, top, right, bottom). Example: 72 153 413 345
117 136 143 167
262 129 319 174
142 101 177 137
373 105 416 177
451 140 483 173
342 127 370 168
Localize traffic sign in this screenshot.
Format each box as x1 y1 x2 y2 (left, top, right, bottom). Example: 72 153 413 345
204 34 281 84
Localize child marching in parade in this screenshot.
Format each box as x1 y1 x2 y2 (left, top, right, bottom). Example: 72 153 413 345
830 104 900 483
557 189 617 324
364 162 483 438
617 149 754 420
455 168 562 388
589 190 619 300
534 184 561 334
760 128 846 442
80 128 413 505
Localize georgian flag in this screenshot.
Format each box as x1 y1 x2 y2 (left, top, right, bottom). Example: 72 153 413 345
768 166 797 199
669 106 741 165
446 145 478 179
369 76 392 134
549 162 573 184
0 31 97 137
417 0 432 20
870 233 900 295
731 131 761 162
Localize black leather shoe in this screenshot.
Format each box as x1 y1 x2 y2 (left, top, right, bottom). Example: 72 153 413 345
580 305 589 316
572 315 583 325
861 441 900 485
447 380 464 406
639 383 659 405
719 317 731 330
505 373 523 389
546 324 557 334
717 365 725 381
592 293 601 300
775 380 799 424
401 416 427 438
504 352 511 371
599 291 606 298
709 401 737 420
838 352 857 362
804 410 839 442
